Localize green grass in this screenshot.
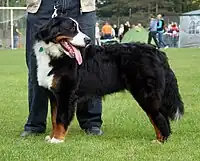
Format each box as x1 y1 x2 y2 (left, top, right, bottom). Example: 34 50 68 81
0 48 200 161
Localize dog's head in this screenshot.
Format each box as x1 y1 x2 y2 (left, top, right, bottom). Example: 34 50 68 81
35 16 91 65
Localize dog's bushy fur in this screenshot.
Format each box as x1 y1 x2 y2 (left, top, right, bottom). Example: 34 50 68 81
78 43 184 120
48 42 183 141
35 17 184 142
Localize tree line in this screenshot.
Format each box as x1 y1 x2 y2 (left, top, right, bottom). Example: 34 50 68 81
1 0 199 14
1 0 200 22
97 0 200 17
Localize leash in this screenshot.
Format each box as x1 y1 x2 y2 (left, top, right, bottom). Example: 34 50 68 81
51 4 58 18
51 0 68 18
51 0 82 18
51 1 61 18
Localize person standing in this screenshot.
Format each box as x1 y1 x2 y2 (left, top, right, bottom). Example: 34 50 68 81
170 22 179 48
113 24 118 38
147 14 160 49
95 22 101 46
101 22 112 39
123 21 130 35
21 0 103 137
118 24 124 42
157 14 168 49
13 22 22 49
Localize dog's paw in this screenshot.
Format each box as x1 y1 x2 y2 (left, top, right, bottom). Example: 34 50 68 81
48 137 64 144
151 139 162 145
45 135 51 142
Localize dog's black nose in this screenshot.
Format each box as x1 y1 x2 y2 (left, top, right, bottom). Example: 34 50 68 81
84 37 91 45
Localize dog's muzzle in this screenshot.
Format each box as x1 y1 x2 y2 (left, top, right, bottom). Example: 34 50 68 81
84 37 91 45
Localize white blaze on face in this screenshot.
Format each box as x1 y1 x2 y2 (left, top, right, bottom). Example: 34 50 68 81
69 18 90 47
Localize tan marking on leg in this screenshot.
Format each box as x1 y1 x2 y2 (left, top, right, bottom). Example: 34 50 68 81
50 77 59 138
53 123 68 140
51 76 60 89
148 115 164 142
50 77 68 141
50 101 57 138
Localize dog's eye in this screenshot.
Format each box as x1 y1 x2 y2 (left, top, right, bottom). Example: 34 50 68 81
71 27 75 32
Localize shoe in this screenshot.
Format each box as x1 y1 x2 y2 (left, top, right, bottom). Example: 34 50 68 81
20 131 44 137
164 46 169 49
84 127 103 136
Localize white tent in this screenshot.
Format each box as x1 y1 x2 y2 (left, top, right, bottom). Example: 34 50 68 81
179 10 200 48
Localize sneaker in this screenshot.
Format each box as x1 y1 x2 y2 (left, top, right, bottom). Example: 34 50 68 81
164 46 169 49
84 127 103 136
20 131 44 137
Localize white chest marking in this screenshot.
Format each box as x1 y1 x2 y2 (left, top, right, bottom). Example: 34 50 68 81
34 41 68 89
34 41 58 89
36 53 53 89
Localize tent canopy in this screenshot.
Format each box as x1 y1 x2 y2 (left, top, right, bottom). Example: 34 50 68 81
183 10 200 15
179 10 200 48
121 27 150 43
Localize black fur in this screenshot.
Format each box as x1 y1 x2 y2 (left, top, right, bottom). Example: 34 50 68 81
35 17 184 142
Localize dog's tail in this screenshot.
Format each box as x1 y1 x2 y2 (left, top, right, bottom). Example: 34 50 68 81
162 68 184 121
160 52 184 121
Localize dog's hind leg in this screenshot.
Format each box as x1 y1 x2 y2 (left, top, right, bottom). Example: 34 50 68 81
129 88 170 143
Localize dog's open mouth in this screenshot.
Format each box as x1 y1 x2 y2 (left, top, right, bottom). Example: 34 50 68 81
59 39 82 65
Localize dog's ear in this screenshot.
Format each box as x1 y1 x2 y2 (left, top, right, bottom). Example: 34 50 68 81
35 17 61 42
35 22 51 42
35 24 50 41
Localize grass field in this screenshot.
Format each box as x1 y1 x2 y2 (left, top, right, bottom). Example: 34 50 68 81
0 48 200 161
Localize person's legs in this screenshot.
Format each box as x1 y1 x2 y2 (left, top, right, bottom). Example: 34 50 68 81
158 32 167 48
98 38 101 46
75 11 103 134
119 34 123 42
147 31 152 44
173 36 178 48
157 32 162 47
76 97 103 131
21 3 54 136
22 1 102 136
95 38 100 46
13 35 18 48
22 13 49 135
151 31 160 48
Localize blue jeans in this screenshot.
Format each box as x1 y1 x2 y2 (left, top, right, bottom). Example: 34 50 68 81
13 35 19 48
24 1 102 132
157 32 167 48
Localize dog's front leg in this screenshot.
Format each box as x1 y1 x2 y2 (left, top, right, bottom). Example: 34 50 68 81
47 91 76 144
45 93 57 142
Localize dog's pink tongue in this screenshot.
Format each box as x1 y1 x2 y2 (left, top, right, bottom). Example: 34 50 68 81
71 45 82 65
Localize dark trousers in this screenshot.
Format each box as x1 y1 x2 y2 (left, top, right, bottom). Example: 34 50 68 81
24 2 102 132
103 34 112 39
147 31 160 48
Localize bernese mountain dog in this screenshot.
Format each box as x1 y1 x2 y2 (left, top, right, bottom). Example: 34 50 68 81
33 16 184 143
